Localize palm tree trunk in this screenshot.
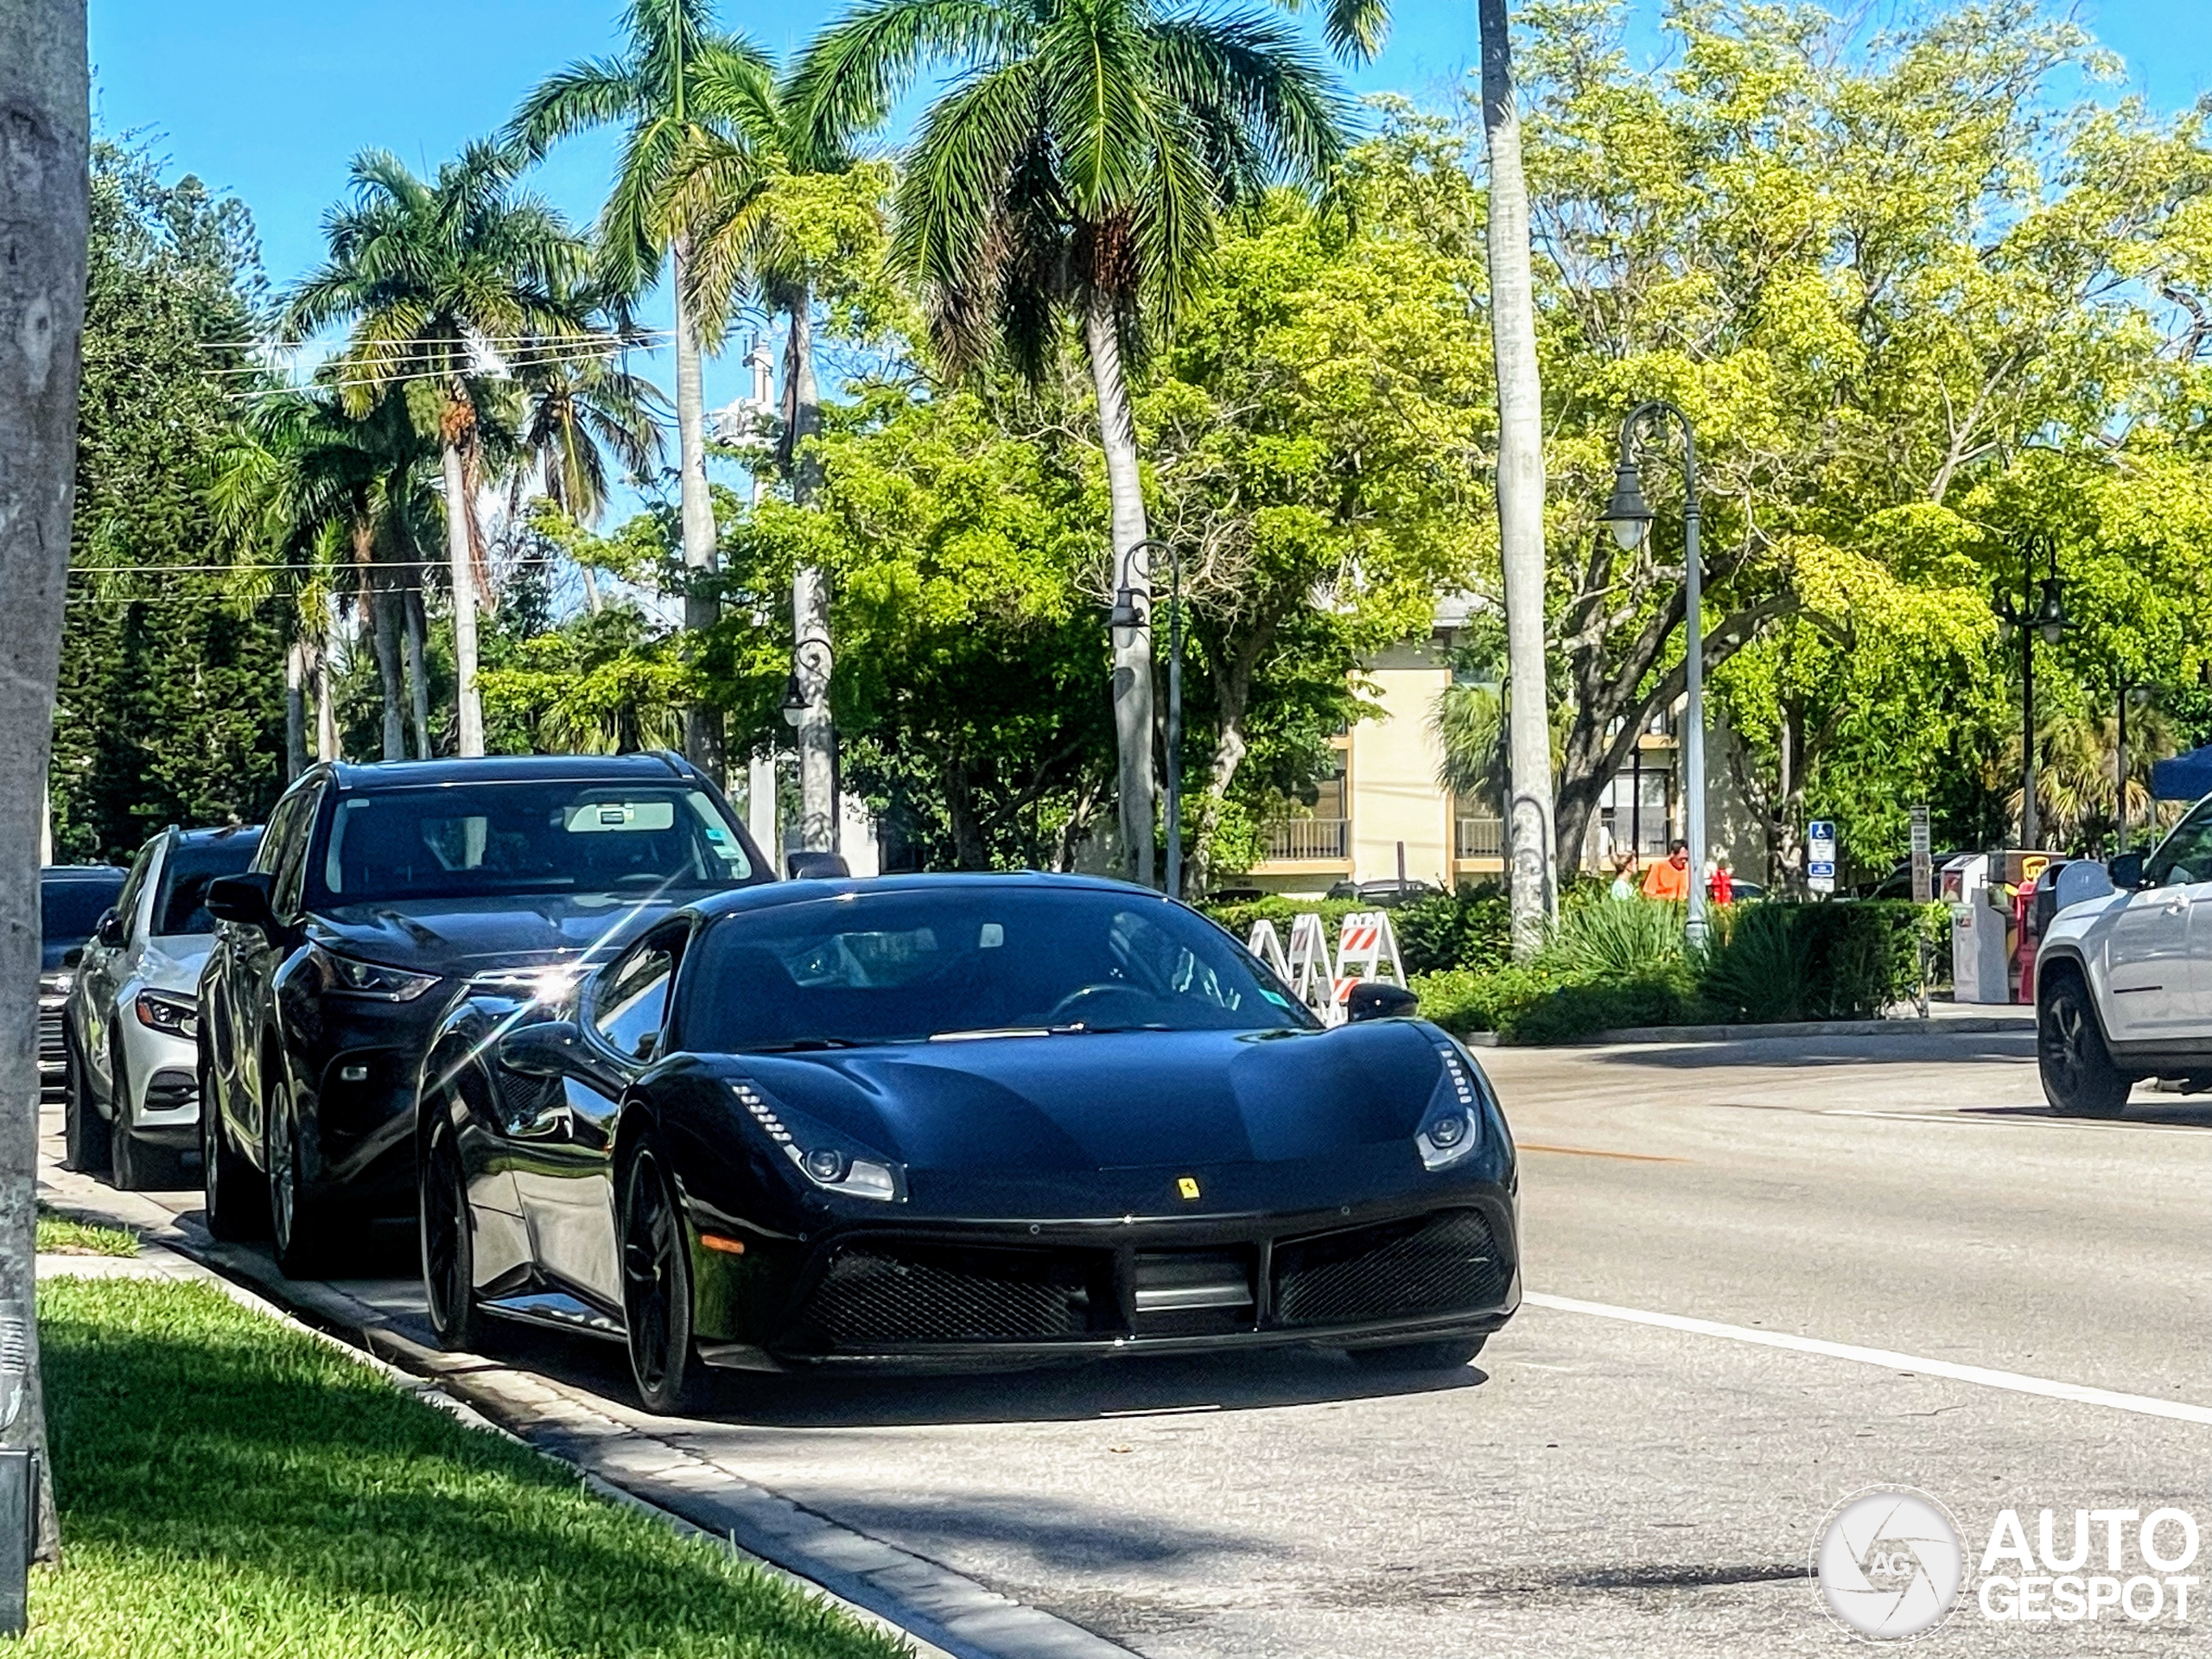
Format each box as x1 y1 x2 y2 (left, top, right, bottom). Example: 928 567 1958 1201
404 585 432 758
783 288 836 855
1084 291 1156 889
578 562 604 615
1480 0 1557 959
440 435 485 756
0 0 88 1571
284 634 310 779
315 608 340 762
672 239 724 784
356 517 404 762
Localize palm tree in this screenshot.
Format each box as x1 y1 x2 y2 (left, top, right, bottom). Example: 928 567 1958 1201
510 2 783 783
791 0 1346 887
513 326 667 611
659 62 880 855
283 143 596 756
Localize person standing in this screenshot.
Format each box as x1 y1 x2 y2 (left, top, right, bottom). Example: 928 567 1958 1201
1610 852 1639 900
1708 855 1735 906
1642 840 1692 902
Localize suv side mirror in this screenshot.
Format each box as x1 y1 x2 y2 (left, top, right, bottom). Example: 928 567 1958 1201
93 907 124 949
497 1020 582 1078
1345 980 1420 1022
2109 852 2147 891
786 850 850 880
205 873 280 933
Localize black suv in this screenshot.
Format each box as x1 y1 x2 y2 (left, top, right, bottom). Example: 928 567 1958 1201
198 753 771 1274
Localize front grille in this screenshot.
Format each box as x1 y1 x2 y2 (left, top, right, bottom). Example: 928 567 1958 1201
143 1069 198 1115
801 1242 1110 1346
36 1005 64 1073
1270 1209 1508 1329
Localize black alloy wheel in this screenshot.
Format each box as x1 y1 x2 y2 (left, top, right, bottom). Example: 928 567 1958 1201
61 1028 111 1175
2040 975 2130 1118
108 1030 186 1192
620 1141 710 1416
200 1054 267 1242
266 1080 331 1277
419 1109 481 1351
1345 1335 1489 1372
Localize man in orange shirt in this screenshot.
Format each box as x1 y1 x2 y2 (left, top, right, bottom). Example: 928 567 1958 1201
1641 839 1692 901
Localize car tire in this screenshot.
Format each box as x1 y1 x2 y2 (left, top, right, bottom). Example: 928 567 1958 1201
61 1028 111 1175
2040 974 2130 1118
1344 1335 1489 1372
620 1139 712 1417
267 1080 335 1277
200 1053 268 1242
108 1032 187 1192
419 1107 484 1351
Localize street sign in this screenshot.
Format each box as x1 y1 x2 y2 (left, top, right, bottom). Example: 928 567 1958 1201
1808 819 1838 894
1909 805 1933 904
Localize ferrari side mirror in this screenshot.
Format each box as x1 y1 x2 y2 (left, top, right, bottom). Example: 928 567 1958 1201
1344 981 1420 1022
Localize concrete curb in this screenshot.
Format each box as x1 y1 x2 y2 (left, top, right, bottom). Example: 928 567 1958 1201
36 1168 1135 1659
1570 1014 2037 1046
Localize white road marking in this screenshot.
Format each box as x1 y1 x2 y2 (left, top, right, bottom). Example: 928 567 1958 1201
1525 1292 2212 1427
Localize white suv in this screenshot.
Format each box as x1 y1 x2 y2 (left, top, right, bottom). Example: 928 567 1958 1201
2036 800 2212 1115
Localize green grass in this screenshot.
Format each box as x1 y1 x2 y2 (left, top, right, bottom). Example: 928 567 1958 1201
34 1209 138 1258
32 1279 910 1658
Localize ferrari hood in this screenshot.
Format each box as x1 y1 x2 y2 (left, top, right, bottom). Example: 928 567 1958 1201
310 894 673 978
741 1021 1450 1173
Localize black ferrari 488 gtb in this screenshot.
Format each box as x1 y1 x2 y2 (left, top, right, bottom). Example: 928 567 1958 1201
416 874 1520 1412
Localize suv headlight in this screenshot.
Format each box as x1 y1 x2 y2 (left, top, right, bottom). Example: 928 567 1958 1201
1416 1042 1487 1171
313 947 439 1003
730 1081 904 1202
133 989 199 1039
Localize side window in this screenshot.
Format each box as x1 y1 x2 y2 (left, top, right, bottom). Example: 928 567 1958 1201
2147 805 2212 888
592 941 678 1061
112 842 157 938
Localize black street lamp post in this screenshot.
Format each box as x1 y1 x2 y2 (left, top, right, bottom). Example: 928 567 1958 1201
1599 401 1707 947
1993 540 2069 849
1109 539 1184 896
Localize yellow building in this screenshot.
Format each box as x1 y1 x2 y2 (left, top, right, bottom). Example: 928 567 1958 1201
1238 630 1507 899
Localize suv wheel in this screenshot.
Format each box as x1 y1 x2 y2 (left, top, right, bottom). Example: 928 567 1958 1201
2041 974 2130 1118
267 1081 334 1277
61 1029 111 1175
200 1055 267 1241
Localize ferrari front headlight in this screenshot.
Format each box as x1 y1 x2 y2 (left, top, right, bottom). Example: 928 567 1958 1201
1416 1043 1486 1171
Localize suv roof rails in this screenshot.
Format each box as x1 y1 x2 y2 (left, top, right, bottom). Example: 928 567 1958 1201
645 748 691 779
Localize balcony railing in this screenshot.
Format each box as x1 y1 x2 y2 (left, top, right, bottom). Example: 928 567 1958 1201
1261 817 1349 862
1455 816 1505 861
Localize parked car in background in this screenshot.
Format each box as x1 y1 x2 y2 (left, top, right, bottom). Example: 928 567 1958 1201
39 866 129 1098
1325 878 1442 907
198 753 771 1275
417 874 1520 1414
62 824 262 1187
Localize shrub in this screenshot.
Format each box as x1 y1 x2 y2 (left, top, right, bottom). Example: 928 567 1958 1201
1410 965 1561 1035
1198 895 1365 944
1539 895 1688 980
1507 969 1698 1045
1394 884 1512 975
1697 903 1814 1022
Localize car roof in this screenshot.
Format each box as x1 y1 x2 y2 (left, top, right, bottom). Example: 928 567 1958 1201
683 870 1169 923
169 823 263 849
319 752 701 791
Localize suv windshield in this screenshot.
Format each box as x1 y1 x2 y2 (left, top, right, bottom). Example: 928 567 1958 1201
310 782 754 906
680 888 1313 1052
41 874 124 944
153 834 262 936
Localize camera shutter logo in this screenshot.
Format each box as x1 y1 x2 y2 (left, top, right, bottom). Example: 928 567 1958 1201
1815 1488 1966 1640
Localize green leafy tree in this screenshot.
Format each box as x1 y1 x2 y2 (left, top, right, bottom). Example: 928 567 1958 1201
791 0 1350 887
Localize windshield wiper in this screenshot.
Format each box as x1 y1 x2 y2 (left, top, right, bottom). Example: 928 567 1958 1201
928 1027 1056 1042
742 1037 870 1052
1050 1021 1175 1034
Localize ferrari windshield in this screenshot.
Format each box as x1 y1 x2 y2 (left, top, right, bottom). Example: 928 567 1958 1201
681 887 1313 1051
311 782 755 906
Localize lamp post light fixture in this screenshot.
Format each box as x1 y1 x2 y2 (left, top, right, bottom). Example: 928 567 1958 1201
1992 540 2069 849
1107 538 1186 896
780 635 832 728
1599 401 1707 948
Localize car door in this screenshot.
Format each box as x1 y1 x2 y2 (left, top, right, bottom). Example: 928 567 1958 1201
80 840 157 1097
514 929 680 1308
2105 804 2212 1041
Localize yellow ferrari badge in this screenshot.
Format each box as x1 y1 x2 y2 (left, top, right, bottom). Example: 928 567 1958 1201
1176 1176 1201 1200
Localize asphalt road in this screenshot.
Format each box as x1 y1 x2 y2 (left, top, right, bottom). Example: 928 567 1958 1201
51 1031 2212 1658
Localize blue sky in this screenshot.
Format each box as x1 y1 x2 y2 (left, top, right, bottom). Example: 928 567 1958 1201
88 0 2212 419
